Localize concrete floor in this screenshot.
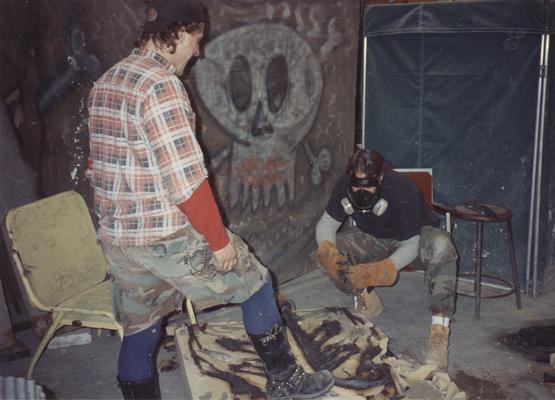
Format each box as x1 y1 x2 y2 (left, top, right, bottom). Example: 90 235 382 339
1 268 555 400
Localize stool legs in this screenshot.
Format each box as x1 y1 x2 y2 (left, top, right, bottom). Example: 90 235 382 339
453 203 521 320
472 219 521 320
507 219 522 310
474 221 484 320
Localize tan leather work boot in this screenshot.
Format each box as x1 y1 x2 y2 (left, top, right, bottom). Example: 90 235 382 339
425 324 450 370
354 289 384 321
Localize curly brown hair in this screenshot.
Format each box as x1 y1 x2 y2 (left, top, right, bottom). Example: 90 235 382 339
135 22 204 54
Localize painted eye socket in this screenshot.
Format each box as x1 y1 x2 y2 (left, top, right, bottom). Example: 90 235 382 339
266 54 288 114
228 55 252 112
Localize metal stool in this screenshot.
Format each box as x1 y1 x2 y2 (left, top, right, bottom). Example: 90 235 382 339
451 202 522 320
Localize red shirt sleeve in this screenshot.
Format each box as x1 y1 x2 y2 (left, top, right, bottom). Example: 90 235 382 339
177 179 229 251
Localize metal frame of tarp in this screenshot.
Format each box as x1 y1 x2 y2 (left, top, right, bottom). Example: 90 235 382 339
361 0 553 297
529 33 550 297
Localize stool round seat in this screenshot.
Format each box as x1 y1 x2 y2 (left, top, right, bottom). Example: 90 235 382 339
453 203 511 223
450 202 521 320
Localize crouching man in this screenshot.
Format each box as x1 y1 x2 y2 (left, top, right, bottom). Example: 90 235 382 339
315 148 458 370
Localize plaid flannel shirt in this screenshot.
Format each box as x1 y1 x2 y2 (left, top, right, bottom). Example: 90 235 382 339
87 48 207 247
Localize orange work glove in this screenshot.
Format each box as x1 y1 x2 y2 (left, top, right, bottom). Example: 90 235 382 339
316 241 348 283
346 258 398 289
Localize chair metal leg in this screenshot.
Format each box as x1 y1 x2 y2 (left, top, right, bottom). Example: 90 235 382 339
185 298 197 326
474 221 484 320
115 321 125 340
27 312 64 379
507 219 522 309
446 212 453 234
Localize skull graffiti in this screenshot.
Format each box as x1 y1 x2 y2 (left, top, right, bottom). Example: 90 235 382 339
194 23 323 210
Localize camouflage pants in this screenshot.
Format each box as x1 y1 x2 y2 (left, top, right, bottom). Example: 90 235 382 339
101 227 268 335
335 225 458 317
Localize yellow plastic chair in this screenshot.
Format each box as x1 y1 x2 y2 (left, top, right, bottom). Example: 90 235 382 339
5 191 124 378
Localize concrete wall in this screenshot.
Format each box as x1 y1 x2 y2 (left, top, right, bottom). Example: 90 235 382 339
0 0 359 286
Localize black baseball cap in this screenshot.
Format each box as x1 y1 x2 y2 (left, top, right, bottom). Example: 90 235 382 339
143 0 206 33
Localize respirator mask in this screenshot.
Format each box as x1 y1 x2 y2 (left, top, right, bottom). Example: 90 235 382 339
341 148 388 216
346 175 381 210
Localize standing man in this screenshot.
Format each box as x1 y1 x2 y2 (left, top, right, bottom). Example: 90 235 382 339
87 1 334 399
315 148 458 370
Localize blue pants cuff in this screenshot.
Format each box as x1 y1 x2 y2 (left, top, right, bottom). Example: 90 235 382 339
241 277 281 335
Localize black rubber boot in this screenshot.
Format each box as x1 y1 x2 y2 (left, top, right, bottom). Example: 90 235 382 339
249 323 334 400
118 376 160 400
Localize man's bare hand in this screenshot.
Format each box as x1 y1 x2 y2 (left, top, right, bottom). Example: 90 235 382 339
213 240 238 273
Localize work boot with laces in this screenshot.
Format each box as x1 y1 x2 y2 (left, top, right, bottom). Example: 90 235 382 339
354 289 384 321
425 324 450 370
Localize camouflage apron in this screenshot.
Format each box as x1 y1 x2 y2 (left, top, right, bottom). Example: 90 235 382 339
101 226 268 335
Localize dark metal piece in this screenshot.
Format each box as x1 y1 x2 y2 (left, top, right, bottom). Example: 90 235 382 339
325 306 366 326
334 347 389 389
215 336 254 354
289 317 357 372
186 323 266 398
280 303 390 389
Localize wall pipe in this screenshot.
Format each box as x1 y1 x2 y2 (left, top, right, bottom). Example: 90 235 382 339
527 33 550 298
532 34 550 298
526 34 545 296
361 36 367 149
